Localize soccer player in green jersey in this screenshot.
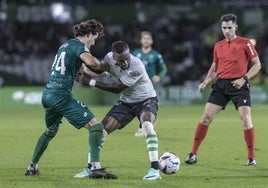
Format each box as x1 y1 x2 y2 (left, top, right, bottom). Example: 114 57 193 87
132 31 167 137
24 19 117 179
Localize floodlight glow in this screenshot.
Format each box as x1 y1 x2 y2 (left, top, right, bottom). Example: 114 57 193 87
50 2 70 22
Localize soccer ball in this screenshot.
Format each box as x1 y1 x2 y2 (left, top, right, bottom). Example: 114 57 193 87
158 152 180 175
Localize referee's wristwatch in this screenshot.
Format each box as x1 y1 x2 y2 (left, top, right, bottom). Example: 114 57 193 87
242 76 248 82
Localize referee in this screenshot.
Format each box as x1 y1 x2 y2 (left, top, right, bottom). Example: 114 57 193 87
185 13 261 166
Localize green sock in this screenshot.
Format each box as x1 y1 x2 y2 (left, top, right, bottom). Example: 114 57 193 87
89 123 104 162
31 130 57 163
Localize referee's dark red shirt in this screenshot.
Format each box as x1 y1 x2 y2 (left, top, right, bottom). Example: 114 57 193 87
213 36 258 79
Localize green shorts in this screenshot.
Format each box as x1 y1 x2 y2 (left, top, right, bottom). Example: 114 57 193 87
42 91 95 130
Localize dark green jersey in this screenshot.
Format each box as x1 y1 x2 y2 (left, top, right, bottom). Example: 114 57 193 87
132 49 167 79
44 39 89 93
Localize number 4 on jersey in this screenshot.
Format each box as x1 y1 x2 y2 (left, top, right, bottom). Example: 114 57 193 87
51 52 66 75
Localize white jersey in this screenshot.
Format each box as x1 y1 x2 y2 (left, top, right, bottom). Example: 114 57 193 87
102 52 157 103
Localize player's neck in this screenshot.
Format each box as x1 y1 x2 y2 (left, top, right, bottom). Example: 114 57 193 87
142 46 152 54
76 37 86 45
226 35 237 42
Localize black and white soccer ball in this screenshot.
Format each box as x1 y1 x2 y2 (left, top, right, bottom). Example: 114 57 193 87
158 152 180 175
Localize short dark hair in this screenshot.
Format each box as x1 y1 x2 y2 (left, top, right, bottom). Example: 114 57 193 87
73 19 104 38
141 31 153 38
112 41 129 54
221 13 237 23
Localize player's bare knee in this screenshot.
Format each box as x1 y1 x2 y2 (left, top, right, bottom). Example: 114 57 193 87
140 112 155 124
201 113 213 125
103 116 120 134
240 115 253 129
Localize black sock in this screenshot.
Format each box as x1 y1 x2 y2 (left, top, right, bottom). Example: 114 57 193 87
151 161 159 170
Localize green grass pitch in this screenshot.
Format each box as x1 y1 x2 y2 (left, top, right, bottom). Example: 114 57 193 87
1 104 268 188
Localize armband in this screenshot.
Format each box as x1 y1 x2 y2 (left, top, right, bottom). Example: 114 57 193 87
89 79 96 87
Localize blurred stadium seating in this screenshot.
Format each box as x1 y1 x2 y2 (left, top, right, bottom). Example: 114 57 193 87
0 0 268 86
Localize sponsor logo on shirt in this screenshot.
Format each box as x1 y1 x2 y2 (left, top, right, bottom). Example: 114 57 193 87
127 70 140 79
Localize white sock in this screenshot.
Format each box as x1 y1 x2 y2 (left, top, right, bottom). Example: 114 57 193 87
87 152 91 164
142 121 159 162
91 162 101 170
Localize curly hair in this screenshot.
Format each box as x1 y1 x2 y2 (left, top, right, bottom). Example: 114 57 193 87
73 19 104 38
221 13 237 24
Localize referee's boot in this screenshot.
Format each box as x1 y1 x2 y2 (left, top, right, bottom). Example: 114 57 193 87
246 158 256 166
25 163 41 176
185 153 197 164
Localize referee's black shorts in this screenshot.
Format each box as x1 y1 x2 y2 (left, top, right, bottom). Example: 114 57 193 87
207 78 251 110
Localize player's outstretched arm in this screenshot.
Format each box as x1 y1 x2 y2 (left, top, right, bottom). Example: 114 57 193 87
80 64 107 78
93 80 128 94
77 73 128 94
80 52 100 69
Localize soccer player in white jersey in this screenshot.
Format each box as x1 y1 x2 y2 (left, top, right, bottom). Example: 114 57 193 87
74 41 161 180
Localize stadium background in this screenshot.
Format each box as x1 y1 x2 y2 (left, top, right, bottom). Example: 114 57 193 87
1 0 268 108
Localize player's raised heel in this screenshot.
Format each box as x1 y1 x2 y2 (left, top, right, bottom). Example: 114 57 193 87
73 168 91 178
143 168 161 180
25 164 41 176
89 168 117 179
246 158 256 166
185 153 197 164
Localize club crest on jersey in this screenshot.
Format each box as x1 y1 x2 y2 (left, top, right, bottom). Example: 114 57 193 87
127 70 140 78
149 54 154 60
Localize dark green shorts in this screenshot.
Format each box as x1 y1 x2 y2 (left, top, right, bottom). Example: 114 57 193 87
42 91 95 130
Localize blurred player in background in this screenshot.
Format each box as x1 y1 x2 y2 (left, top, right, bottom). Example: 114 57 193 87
132 31 167 137
185 13 261 166
25 19 117 179
75 41 161 180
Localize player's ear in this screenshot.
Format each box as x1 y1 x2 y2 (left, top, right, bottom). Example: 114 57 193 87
235 24 238 30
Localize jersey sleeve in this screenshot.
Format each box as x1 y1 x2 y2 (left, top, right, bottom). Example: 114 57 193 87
156 53 167 78
120 66 143 87
102 53 110 64
101 53 113 70
156 53 164 65
213 44 218 64
245 40 258 59
74 43 90 57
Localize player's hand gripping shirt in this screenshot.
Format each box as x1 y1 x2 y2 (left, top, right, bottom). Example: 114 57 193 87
44 39 89 93
213 36 258 79
103 52 157 103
